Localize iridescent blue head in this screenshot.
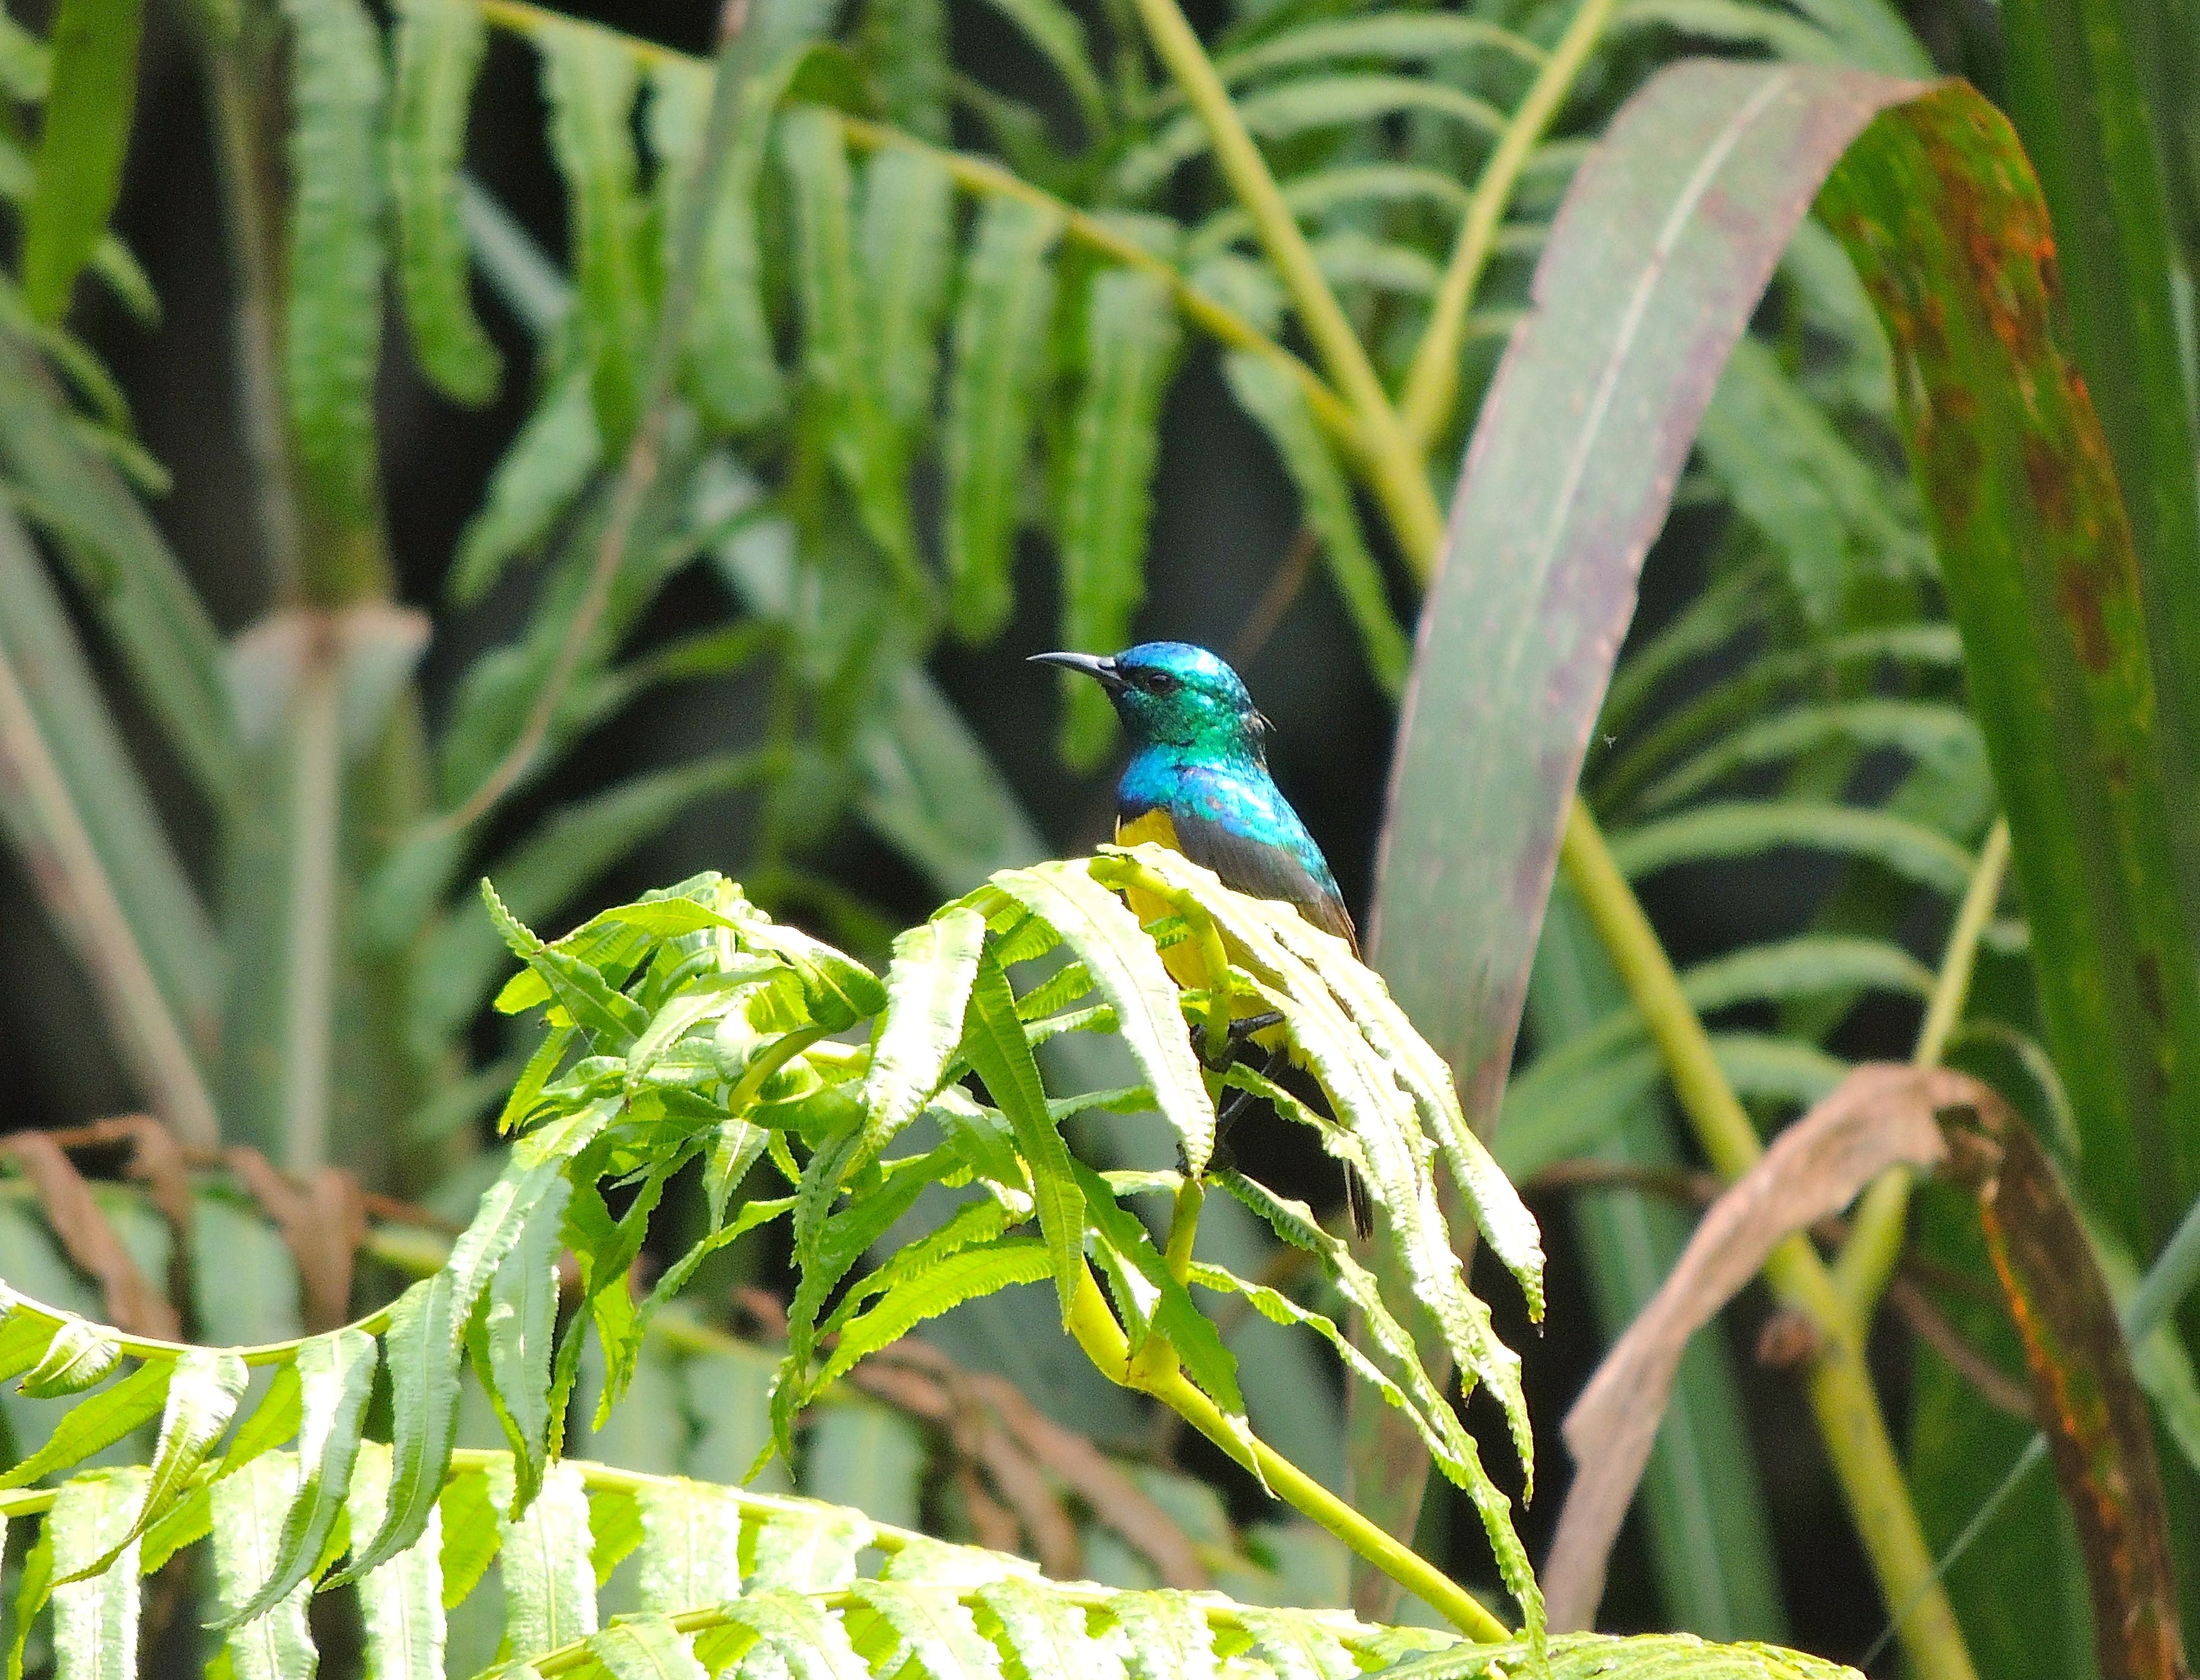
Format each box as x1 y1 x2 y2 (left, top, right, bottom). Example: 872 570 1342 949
1030 642 1269 759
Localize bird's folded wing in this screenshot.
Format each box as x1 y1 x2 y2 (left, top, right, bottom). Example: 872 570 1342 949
1160 805 1360 956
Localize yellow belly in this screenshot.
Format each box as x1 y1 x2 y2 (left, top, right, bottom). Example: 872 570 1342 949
1115 809 1204 990
1114 809 1287 1052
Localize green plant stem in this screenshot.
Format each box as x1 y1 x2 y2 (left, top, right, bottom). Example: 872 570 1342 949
1134 1179 1205 1385
1192 916 1235 1067
0 1289 397 1369
1064 1263 1508 1641
1153 1359 1508 1640
1913 820 2012 1069
1831 818 2012 1317
1398 0 1617 447
1120 0 1373 411
1123 0 1445 566
726 1023 832 1112
279 647 344 1173
1558 798 1978 1680
833 116 1358 443
191 22 302 600
1164 1174 1203 1282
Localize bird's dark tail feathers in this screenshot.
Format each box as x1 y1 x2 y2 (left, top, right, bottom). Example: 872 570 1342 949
1345 1162 1372 1241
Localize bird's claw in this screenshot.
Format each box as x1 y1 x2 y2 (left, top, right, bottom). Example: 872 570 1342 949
1194 1009 1285 1073
1177 1132 1238 1180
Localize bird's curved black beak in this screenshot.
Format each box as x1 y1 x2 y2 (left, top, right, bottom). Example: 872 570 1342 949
1028 650 1125 692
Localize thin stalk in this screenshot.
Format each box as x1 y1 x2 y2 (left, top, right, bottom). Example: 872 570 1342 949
193 28 303 600
1832 818 2012 1317
1192 913 1234 1068
1558 801 1761 1181
1155 1359 1513 1639
1064 1265 1508 1641
1398 0 1617 447
0 1287 395 1368
1911 818 2012 1070
1163 1175 1203 1282
1558 798 1978 1680
725 1023 831 1112
1121 0 1380 424
1133 1175 1206 1386
1229 525 1320 667
1124 0 1446 565
837 120 1360 439
279 642 344 1173
0 644 221 1147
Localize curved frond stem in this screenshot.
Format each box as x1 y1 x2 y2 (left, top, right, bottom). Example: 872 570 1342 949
472 1 1446 566
1398 0 1619 449
831 114 1359 444
727 1022 833 1112
1136 1174 1205 1383
1558 799 1979 1680
1831 818 2013 1320
1064 1264 1510 1641
1123 0 1446 568
427 2 757 839
472 2 1361 449
0 1285 397 1369
477 0 679 63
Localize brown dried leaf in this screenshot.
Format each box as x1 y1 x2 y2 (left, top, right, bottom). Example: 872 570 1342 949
223 1148 364 1332
977 1372 1207 1590
1940 1099 2193 1680
119 1119 191 1320
52 1115 196 1320
840 1342 1073 1569
955 1460 1022 1555
1543 1062 1964 1628
853 1338 1206 1587
984 1429 1082 1576
1 1131 177 1339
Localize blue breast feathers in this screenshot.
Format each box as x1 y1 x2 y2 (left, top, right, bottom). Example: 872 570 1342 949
1118 747 1340 895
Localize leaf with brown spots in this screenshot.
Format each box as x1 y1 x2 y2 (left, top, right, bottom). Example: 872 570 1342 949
1822 88 2200 1267
1364 62 1934 1584
1937 1093 2193 1680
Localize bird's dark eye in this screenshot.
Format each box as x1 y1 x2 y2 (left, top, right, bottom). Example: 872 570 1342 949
1143 671 1179 695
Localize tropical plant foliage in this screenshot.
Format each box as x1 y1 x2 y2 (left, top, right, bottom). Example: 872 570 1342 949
0 860 1868 1678
1 0 2199 1672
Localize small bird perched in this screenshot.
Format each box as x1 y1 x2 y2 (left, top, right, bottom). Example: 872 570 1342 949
1031 641 1370 1236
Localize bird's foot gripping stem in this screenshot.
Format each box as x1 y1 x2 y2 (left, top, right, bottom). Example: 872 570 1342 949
1175 1020 1282 1183
1195 1010 1284 1073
